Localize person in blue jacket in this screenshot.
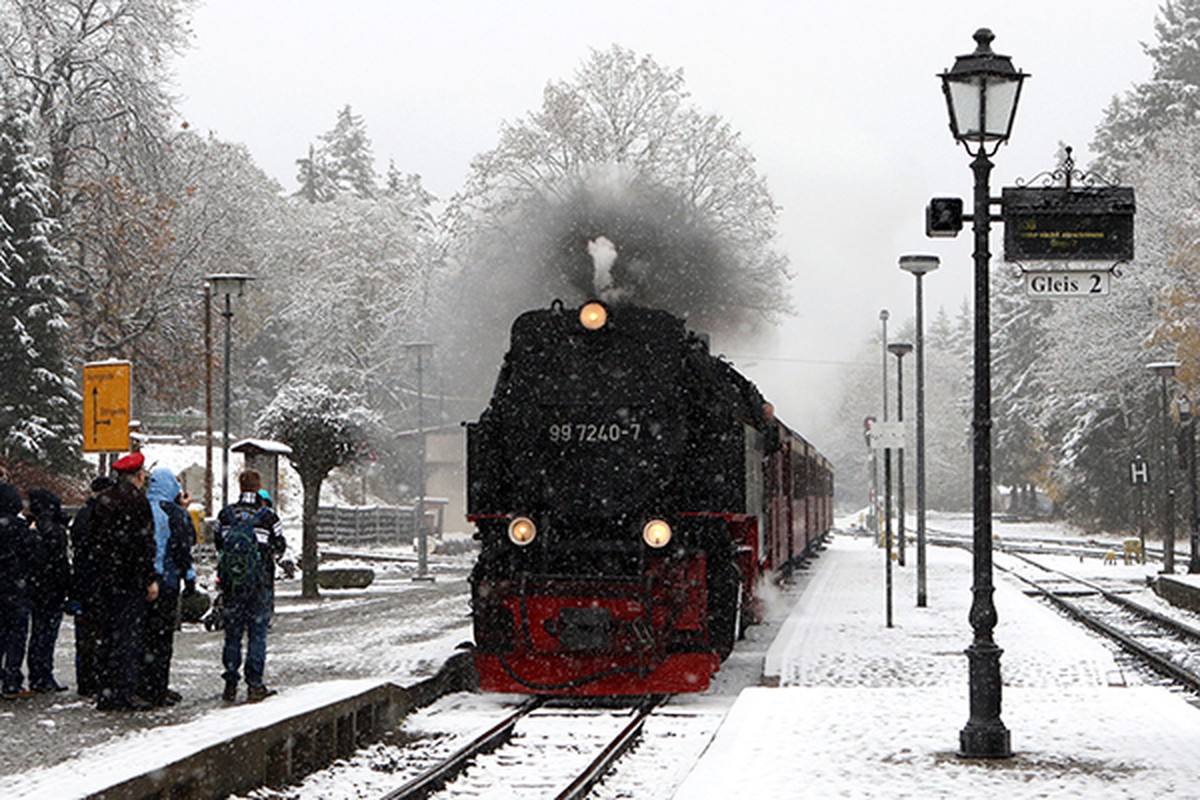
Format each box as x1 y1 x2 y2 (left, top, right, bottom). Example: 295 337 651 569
140 468 195 706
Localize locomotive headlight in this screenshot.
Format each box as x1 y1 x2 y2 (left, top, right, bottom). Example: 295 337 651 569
579 301 608 331
508 516 537 546
642 519 672 548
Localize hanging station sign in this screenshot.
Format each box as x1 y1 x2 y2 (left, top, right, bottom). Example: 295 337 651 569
1002 187 1135 262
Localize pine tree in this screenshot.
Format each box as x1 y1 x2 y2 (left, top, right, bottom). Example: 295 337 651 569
318 105 377 199
0 113 79 471
1092 0 1200 171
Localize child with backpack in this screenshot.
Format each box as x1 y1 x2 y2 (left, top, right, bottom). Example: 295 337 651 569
214 469 286 703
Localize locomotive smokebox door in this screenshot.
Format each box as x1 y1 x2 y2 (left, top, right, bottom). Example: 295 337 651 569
557 607 612 651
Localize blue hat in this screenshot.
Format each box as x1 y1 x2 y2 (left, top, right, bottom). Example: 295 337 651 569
257 488 273 506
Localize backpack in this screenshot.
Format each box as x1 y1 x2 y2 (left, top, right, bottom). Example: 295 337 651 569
217 507 266 597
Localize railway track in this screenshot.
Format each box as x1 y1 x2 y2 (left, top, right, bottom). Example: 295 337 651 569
925 525 1165 564
998 551 1200 692
380 695 668 800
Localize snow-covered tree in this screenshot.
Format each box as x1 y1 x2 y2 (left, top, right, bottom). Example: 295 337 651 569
257 380 376 598
0 112 78 471
1092 0 1200 173
991 281 1055 514
438 45 792 407
295 105 377 201
0 0 195 215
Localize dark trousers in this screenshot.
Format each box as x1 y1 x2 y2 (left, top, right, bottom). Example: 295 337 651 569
27 600 63 690
74 610 102 697
139 586 179 703
0 596 30 692
94 589 147 705
222 587 271 686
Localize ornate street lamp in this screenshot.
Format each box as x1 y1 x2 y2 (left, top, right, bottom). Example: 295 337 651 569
900 254 939 607
940 28 1027 759
889 342 913 570
206 273 254 509
1148 361 1181 573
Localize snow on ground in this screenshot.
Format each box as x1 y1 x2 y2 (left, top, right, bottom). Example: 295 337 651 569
5 511 1200 798
676 526 1200 799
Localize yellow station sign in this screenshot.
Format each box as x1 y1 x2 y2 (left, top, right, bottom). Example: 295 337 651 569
82 360 132 453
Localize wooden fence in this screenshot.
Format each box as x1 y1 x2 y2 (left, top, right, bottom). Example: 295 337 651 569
316 501 446 547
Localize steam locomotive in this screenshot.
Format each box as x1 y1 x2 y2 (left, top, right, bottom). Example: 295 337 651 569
466 300 833 695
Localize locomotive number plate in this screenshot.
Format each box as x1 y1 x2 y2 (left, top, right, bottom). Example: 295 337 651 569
548 422 641 443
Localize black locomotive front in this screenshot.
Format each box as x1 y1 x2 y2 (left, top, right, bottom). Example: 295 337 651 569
467 300 769 695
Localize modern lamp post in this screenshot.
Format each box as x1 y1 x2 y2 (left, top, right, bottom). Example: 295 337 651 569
206 273 254 509
939 28 1026 759
889 342 913 569
400 342 435 582
900 254 939 606
880 309 890 547
1148 360 1181 573
1178 395 1200 574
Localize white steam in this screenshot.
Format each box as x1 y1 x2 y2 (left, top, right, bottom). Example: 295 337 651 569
588 235 619 297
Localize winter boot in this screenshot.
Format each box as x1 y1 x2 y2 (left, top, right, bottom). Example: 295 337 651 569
246 684 277 703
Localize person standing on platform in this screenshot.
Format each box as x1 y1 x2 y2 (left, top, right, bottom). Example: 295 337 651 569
68 475 115 697
214 469 284 703
90 453 158 711
140 468 195 706
24 488 70 693
0 481 33 698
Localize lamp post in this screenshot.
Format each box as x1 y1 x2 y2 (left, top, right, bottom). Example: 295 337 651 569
939 28 1026 759
880 309 890 546
889 342 913 569
1148 361 1181 573
1178 395 1200 573
205 273 254 509
401 342 435 582
203 283 214 517
900 254 939 606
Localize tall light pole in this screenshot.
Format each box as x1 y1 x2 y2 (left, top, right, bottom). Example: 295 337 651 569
1178 395 1199 574
889 342 913 569
203 283 214 517
880 309 890 545
401 342 435 582
206 273 254 509
1148 361 1181 573
939 28 1026 759
900 254 939 606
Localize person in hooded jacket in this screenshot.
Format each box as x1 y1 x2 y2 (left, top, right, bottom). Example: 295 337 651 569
68 475 115 697
0 482 35 698
24 488 71 693
139 468 195 706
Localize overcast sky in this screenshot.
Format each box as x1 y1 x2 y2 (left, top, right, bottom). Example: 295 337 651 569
172 0 1158 431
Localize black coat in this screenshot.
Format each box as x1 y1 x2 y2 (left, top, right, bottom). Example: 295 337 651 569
69 497 102 608
90 477 157 593
26 489 71 609
0 482 32 600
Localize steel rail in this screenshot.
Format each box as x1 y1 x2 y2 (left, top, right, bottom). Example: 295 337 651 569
554 695 667 800
379 697 543 800
998 560 1200 693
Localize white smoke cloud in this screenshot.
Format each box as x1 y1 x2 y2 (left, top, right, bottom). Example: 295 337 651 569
588 235 618 296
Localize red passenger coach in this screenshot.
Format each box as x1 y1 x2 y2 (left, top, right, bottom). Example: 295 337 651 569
467 300 834 696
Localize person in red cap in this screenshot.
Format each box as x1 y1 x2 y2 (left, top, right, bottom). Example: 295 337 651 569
89 452 159 711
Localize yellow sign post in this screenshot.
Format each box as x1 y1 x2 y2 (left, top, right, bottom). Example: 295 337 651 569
82 360 132 453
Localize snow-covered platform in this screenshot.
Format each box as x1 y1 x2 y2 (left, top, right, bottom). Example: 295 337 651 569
678 533 1200 799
